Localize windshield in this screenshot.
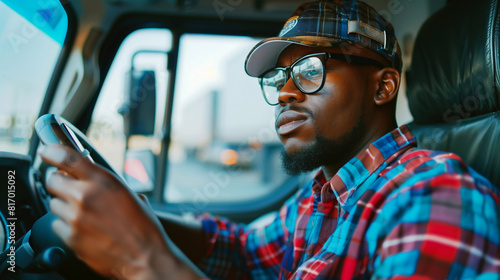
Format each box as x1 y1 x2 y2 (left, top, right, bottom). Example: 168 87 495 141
0 0 68 154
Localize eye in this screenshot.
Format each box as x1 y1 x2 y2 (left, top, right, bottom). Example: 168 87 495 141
303 68 320 79
294 57 323 81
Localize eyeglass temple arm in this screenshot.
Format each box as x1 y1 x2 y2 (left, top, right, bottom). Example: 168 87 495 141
327 53 387 69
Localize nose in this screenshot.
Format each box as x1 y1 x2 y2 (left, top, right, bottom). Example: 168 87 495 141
278 78 306 106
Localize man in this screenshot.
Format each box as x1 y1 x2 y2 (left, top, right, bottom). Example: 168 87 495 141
40 0 500 279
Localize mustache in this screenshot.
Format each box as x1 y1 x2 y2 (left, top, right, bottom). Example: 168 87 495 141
275 105 314 127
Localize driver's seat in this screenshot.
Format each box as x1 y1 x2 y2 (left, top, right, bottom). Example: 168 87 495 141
406 0 500 187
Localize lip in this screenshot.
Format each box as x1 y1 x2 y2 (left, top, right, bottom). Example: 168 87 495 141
276 110 309 136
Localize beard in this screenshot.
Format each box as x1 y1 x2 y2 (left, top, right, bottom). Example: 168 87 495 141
280 114 365 176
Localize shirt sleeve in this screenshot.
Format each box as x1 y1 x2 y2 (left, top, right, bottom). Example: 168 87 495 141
196 186 307 280
367 161 500 279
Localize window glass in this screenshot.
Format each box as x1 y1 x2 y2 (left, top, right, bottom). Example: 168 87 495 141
0 0 68 154
165 34 290 204
88 29 172 176
91 31 293 201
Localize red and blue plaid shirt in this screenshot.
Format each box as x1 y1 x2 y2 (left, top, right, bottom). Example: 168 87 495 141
197 126 500 279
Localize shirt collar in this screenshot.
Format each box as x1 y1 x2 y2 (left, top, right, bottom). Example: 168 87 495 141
312 125 417 205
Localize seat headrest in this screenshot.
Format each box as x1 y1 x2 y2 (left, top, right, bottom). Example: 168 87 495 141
407 0 500 125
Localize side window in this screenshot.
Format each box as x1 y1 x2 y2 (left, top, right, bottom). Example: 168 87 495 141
165 34 290 205
89 28 171 185
91 31 293 203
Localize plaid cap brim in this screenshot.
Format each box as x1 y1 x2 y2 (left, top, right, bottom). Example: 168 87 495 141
245 36 345 77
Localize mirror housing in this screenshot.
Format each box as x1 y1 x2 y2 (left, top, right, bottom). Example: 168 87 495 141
119 70 156 136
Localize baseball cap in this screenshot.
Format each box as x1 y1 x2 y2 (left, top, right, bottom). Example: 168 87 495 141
244 0 402 77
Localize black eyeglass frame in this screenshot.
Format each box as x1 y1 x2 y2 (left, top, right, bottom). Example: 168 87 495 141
258 52 387 106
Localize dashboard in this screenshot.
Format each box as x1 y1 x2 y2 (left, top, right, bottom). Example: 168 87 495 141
0 152 63 279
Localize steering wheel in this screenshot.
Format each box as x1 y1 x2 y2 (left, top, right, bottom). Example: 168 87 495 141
35 114 123 178
6 114 120 280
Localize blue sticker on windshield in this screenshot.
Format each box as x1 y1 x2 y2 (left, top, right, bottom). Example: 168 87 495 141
37 5 64 29
1 0 68 45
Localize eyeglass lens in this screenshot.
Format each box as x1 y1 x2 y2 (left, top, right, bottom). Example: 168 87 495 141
260 56 324 105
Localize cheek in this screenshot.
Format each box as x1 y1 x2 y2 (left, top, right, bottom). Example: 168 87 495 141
312 80 365 138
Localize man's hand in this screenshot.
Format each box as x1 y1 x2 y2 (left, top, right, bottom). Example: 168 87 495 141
39 144 202 279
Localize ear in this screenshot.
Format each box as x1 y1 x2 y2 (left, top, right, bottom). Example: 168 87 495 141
374 68 400 106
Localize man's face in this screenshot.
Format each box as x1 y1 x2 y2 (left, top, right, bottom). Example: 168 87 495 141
275 44 382 175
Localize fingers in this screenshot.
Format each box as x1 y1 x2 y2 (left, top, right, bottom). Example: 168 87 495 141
52 218 72 245
50 197 76 224
39 144 95 180
46 171 84 203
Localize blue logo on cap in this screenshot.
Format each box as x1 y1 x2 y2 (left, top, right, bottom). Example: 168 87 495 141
279 17 298 37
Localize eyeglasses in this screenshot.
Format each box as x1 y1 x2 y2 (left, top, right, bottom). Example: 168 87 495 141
258 52 386 106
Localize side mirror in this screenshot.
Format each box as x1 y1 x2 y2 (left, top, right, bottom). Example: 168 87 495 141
119 69 156 136
118 50 168 194
118 70 157 194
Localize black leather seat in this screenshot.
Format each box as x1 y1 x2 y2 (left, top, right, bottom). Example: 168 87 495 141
406 0 500 187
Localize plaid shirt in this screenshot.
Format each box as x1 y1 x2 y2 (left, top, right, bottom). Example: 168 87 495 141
197 126 500 279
